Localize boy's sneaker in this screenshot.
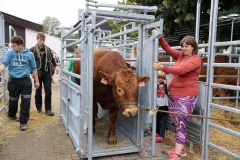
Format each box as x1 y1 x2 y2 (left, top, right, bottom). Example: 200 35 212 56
169 154 182 160
37 110 43 114
167 148 187 156
45 110 55 116
20 123 27 131
8 115 19 122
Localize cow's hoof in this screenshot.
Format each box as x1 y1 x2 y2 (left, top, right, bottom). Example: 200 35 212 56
108 134 117 144
108 139 117 145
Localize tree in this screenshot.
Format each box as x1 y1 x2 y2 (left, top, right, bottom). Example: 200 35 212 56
107 0 139 38
128 0 240 42
128 0 209 37
42 16 61 37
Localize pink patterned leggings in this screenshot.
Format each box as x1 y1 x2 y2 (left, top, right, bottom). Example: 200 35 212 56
168 95 198 145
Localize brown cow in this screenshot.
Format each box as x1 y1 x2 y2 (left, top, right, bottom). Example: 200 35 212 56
199 55 231 82
199 56 238 97
74 48 150 144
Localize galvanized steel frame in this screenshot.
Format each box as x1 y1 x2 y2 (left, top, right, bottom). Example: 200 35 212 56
157 0 240 159
203 0 240 159
60 1 163 159
0 12 7 112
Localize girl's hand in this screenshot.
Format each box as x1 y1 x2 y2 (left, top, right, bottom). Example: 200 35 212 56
153 62 163 70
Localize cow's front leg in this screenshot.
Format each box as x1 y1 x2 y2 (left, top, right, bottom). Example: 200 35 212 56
108 107 119 144
93 99 98 133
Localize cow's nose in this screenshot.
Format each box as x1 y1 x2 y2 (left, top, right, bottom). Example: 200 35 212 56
122 107 138 117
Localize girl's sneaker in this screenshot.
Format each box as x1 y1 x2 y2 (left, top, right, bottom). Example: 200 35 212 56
156 136 163 143
168 154 182 160
167 148 187 156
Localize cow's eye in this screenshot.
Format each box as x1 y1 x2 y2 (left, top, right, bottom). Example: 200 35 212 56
117 89 121 93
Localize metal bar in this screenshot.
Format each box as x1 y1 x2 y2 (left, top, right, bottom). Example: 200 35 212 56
208 143 240 159
209 123 240 137
203 0 219 159
210 102 240 114
142 20 163 30
211 83 240 91
9 25 16 40
61 58 81 61
213 40 240 46
87 9 155 22
61 76 81 93
212 63 240 68
99 26 140 41
95 3 157 12
196 0 202 43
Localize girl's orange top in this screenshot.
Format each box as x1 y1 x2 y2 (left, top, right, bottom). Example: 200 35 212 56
159 36 202 96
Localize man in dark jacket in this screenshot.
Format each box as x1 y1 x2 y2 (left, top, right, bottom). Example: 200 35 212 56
30 32 59 116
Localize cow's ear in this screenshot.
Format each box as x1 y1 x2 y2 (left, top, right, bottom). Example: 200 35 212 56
99 71 114 85
136 76 150 87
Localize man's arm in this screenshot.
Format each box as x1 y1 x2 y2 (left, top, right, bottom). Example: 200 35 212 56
32 70 40 88
0 64 6 74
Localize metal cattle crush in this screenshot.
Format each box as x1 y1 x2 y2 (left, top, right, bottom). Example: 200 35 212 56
60 0 240 159
59 0 163 159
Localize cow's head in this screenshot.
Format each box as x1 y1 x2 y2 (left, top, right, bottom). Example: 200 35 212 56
99 68 150 117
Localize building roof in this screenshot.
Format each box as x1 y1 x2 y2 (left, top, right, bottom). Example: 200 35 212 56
1 11 43 32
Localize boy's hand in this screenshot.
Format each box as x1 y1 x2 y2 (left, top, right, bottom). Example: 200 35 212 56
55 66 60 74
35 81 40 89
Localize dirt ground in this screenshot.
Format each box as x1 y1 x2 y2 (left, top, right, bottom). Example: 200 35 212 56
0 75 170 160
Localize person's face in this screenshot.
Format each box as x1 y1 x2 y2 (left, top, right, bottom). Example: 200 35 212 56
37 38 45 47
158 77 164 83
74 47 80 54
181 42 194 56
11 43 23 52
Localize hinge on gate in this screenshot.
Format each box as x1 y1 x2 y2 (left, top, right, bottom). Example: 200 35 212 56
84 128 88 135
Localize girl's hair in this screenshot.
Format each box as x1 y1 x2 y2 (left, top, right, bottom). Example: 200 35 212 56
36 32 46 40
157 70 166 78
11 36 24 46
180 36 198 55
75 44 79 49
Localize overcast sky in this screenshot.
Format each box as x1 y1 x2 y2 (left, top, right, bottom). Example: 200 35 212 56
0 0 121 27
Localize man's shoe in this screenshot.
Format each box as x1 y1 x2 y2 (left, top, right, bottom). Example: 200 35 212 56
45 110 55 116
167 148 187 156
37 110 43 114
8 115 19 122
20 123 27 131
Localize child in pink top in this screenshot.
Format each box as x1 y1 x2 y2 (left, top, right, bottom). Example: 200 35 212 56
155 70 168 143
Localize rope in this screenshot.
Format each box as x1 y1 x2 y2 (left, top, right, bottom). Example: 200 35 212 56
138 105 240 123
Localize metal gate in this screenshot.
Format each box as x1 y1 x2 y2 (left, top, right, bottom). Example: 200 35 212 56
0 12 6 112
59 0 163 159
202 0 240 159
156 1 240 159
